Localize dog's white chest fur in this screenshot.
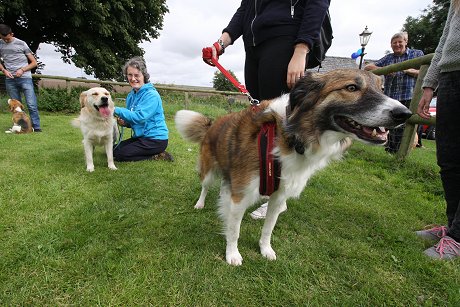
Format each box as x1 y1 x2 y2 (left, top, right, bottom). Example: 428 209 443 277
279 133 346 198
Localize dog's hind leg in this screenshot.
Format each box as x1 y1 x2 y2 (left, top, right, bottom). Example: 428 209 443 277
194 172 215 209
259 193 288 261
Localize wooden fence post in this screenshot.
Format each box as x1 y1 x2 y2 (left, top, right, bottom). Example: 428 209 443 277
184 92 190 109
396 65 429 160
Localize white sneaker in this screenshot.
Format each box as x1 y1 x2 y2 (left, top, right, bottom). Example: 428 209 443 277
250 202 287 220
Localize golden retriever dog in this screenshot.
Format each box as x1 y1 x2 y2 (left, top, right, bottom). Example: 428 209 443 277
72 87 118 172
175 69 412 265
5 99 33 133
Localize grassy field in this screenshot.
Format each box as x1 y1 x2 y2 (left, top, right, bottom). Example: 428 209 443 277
0 93 459 305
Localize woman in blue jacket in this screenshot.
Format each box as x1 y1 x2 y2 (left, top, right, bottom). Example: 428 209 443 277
114 57 173 162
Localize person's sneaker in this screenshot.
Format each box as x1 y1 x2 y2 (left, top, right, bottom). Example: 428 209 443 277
34 128 42 132
249 201 287 220
151 151 174 162
424 236 460 260
415 225 448 241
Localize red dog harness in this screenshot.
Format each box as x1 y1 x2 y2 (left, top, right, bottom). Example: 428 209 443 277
258 122 281 195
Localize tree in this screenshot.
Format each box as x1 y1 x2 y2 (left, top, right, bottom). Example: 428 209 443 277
0 0 168 80
212 70 240 92
403 0 450 54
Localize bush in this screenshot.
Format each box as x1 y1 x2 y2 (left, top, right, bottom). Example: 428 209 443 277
37 87 84 113
212 70 240 92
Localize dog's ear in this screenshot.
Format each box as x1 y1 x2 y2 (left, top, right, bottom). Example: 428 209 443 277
289 72 324 112
79 91 87 109
17 101 25 110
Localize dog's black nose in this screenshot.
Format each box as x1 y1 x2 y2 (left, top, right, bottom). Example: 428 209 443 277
391 107 412 123
101 96 108 103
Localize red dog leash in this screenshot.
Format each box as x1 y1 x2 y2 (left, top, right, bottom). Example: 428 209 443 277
202 44 260 107
202 43 280 196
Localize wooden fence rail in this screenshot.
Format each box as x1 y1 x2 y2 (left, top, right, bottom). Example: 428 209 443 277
2 56 435 160
0 71 248 109
371 53 435 160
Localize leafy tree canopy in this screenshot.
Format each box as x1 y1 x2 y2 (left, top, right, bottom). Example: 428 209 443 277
0 0 168 80
213 70 240 92
403 0 450 54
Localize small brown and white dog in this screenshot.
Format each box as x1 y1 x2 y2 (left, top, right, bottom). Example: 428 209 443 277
175 69 412 266
72 87 118 172
5 99 33 134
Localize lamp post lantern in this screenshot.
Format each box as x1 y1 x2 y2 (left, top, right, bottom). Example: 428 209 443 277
358 26 372 69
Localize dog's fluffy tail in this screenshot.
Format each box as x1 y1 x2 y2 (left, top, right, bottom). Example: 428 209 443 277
175 110 212 143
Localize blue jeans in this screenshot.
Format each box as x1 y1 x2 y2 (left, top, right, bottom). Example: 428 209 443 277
5 77 41 130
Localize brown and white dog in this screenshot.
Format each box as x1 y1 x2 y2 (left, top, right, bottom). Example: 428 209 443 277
72 87 118 172
175 69 412 266
5 99 33 134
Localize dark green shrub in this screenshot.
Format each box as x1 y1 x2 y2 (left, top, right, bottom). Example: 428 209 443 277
212 70 239 92
37 87 84 113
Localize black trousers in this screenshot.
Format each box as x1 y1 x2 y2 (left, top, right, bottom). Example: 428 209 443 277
244 36 296 101
436 71 460 241
113 137 168 162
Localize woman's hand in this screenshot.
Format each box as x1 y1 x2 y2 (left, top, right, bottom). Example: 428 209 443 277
287 43 309 89
116 117 129 127
203 33 231 66
417 87 434 119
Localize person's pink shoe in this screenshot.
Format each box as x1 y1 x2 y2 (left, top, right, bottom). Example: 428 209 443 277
424 236 460 260
415 225 448 241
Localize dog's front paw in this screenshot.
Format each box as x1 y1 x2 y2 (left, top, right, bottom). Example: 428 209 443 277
194 201 205 209
226 250 243 266
86 165 95 172
108 164 118 170
260 245 277 261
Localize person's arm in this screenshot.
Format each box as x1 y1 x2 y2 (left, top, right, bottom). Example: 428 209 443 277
203 0 246 66
15 53 37 77
287 43 309 89
115 91 159 125
403 68 419 77
295 0 330 49
364 63 379 71
287 0 329 88
0 62 13 78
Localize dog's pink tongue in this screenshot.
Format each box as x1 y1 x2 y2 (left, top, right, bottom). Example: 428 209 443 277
99 106 111 118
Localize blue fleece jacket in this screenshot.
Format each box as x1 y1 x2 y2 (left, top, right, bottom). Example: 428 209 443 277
114 83 168 140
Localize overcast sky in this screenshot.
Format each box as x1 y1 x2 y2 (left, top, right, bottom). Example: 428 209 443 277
37 0 434 87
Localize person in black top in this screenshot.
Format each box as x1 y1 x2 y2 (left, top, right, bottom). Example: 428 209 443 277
203 0 330 219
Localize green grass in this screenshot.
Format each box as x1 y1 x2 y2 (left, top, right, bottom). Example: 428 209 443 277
0 94 459 305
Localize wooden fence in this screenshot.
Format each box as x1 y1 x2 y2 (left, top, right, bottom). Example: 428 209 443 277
371 53 436 160
0 72 248 108
2 57 435 160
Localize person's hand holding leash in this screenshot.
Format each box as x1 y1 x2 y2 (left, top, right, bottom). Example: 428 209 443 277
203 33 231 66
116 116 130 128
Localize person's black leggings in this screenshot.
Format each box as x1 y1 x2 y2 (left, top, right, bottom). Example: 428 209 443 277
244 36 297 101
113 137 168 162
436 71 460 241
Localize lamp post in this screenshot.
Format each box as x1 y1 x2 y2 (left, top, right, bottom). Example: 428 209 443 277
358 26 372 69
